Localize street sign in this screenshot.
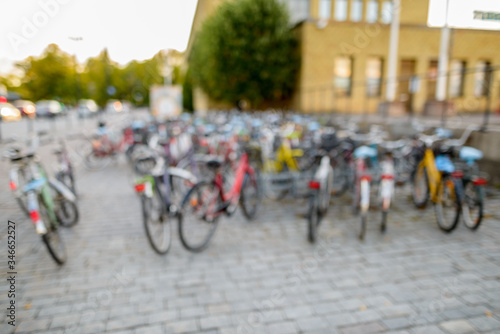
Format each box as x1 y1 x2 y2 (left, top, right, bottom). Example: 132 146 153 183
428 0 500 30
474 11 500 21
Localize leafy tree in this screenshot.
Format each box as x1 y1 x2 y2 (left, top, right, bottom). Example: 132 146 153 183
189 0 299 108
183 67 194 112
6 44 184 107
15 44 77 104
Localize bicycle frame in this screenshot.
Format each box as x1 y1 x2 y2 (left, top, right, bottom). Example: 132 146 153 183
216 152 254 208
134 160 197 211
418 148 441 203
263 139 302 173
92 127 134 156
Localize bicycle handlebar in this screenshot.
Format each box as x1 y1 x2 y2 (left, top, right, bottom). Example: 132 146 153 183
443 124 480 148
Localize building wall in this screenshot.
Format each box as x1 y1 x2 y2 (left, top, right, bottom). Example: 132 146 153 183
299 0 500 114
187 0 500 114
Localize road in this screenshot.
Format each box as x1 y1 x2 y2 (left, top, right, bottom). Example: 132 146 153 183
1 111 500 334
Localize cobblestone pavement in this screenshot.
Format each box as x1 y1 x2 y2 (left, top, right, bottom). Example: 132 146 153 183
1 113 500 334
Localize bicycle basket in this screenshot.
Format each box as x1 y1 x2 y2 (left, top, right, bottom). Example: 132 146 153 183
320 133 339 152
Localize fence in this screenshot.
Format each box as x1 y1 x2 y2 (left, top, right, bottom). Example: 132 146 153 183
299 64 500 128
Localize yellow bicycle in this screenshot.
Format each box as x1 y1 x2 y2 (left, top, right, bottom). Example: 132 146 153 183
261 133 308 200
411 134 462 232
263 138 303 173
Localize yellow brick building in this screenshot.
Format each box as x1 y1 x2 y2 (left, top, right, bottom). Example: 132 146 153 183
187 0 500 115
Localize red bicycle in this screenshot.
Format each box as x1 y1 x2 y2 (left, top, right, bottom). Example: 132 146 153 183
178 148 261 252
85 121 134 169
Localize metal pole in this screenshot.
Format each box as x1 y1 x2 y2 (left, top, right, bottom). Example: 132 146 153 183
437 0 451 128
481 66 493 131
436 0 450 102
385 0 401 103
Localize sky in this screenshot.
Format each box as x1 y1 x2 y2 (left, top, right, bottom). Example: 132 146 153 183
0 0 198 73
1 0 499 75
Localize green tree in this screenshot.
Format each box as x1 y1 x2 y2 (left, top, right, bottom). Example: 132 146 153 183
15 44 77 104
189 0 299 108
183 67 194 112
82 49 123 107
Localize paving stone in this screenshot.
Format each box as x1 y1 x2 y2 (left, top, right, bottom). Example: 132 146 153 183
134 324 163 334
340 321 386 334
410 325 447 334
283 305 314 319
200 315 232 330
468 315 500 331
165 319 198 333
439 319 477 333
382 317 411 330
296 316 329 331
49 313 81 329
14 318 51 333
2 113 500 334
266 321 298 334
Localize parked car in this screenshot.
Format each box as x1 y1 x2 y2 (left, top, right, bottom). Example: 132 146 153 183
0 102 22 122
77 99 99 118
14 100 36 118
105 100 123 113
35 100 63 117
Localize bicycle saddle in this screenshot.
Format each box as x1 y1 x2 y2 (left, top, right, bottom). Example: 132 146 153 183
206 159 222 170
9 151 34 162
379 140 406 151
354 146 377 159
435 155 455 173
459 146 483 165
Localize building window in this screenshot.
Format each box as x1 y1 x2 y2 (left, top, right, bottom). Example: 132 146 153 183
319 0 331 20
334 0 348 21
366 0 378 23
475 61 492 97
381 0 393 24
351 0 363 22
449 60 466 98
366 57 383 97
334 56 353 96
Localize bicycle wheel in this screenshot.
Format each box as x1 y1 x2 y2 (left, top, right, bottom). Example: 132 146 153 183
318 167 333 215
85 150 111 170
174 156 206 196
39 198 66 265
55 199 79 227
381 211 387 233
142 186 171 254
359 178 370 240
49 182 79 227
57 171 76 197
263 172 290 201
179 181 221 252
434 176 461 232
412 166 429 208
359 213 367 241
134 156 157 175
14 169 30 216
331 157 350 197
307 193 319 243
240 170 261 220
462 181 484 230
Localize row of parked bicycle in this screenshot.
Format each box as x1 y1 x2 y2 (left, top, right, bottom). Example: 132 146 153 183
4 111 488 264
